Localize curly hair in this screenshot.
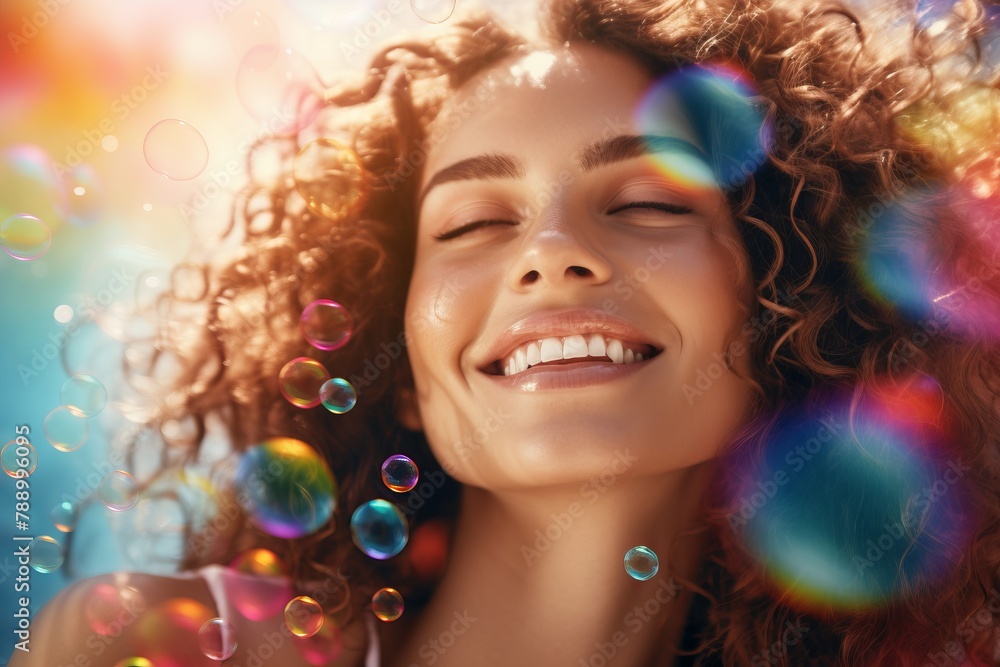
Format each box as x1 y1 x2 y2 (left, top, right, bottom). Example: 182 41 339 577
120 0 1000 664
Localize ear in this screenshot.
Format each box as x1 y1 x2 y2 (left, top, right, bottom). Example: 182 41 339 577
397 386 423 432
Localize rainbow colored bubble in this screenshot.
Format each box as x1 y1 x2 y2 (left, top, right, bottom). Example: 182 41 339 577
321 378 357 414
285 595 324 637
371 587 404 622
279 357 331 408
381 454 419 492
300 300 353 351
351 499 409 560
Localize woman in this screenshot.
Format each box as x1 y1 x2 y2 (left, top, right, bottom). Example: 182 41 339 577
14 0 1000 665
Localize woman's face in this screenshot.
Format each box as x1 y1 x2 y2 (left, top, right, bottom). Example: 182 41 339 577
403 43 755 489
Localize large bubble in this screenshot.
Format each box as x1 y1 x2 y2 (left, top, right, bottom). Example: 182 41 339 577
235 437 337 538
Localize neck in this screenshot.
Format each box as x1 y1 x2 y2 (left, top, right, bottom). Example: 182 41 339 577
383 459 717 667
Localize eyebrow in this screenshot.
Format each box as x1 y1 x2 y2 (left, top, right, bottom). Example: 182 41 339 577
417 134 710 208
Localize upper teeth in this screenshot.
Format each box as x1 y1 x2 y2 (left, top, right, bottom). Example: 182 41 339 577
500 334 648 376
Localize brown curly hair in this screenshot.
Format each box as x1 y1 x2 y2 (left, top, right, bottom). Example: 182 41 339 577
121 0 1000 664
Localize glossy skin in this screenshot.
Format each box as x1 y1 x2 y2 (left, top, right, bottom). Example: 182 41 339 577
403 43 755 490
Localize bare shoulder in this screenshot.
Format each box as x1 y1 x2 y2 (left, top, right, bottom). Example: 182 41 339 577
8 570 371 667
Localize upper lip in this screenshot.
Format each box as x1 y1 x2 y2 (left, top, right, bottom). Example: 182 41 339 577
476 307 664 373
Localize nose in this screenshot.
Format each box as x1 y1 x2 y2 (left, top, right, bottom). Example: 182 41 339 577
505 205 613 291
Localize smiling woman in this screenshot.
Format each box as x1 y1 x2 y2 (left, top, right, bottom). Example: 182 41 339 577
12 0 1000 665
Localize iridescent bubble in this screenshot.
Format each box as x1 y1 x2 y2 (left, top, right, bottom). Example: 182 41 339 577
112 659 154 667
1 440 36 477
230 548 286 576
371 587 404 622
1 214 51 260
44 406 89 452
64 164 104 226
0 144 66 230
99 470 139 511
143 119 210 181
351 499 409 560
60 374 108 417
87 583 145 635
624 546 659 581
51 501 77 532
224 7 279 60
730 384 974 612
285 595 324 637
410 0 456 23
381 455 418 492
321 378 357 415
29 535 64 573
279 357 331 408
235 437 337 538
293 613 343 665
199 617 238 661
635 64 771 191
235 45 323 133
300 299 353 351
292 140 367 221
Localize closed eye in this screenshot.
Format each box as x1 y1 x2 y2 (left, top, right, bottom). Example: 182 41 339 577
608 201 695 216
432 219 517 241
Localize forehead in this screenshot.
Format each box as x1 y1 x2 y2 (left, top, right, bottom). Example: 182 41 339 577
420 43 700 183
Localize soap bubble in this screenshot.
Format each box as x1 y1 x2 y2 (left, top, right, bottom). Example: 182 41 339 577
410 0 456 23
381 455 418 492
300 299 353 351
285 595 324 637
624 546 659 581
29 535 64 573
143 119 210 181
371 587 404 621
99 470 139 511
198 618 238 660
279 357 331 408
44 406 89 452
2 440 36 477
235 437 337 538
1 214 51 260
236 45 323 133
351 499 408 560
60 374 108 417
51 501 77 532
320 378 357 414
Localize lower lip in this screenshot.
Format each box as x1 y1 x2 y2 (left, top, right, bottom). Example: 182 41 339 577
480 357 656 391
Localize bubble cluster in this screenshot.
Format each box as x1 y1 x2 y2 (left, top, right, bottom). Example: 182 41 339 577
2 440 36 477
44 406 89 452
235 438 337 538
292 140 367 221
321 378 357 414
99 470 139 511
381 455 418 492
28 535 64 573
371 587 404 622
198 617 238 661
143 119 210 181
1 214 51 260
351 499 409 560
279 357 331 408
61 374 108 417
300 299 353 351
51 501 77 532
410 0 457 23
285 595 324 637
624 546 659 581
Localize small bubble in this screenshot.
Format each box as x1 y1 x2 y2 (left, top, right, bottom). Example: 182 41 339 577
300 299 353 351
1 214 51 260
292 140 367 221
285 595 324 637
321 378 357 414
44 406 89 452
1 440 36 477
381 455 418 492
624 546 659 581
99 470 138 511
351 499 409 560
101 135 119 152
51 501 77 532
199 617 238 660
60 374 108 417
54 304 73 323
29 535 64 573
371 587 404 622
278 357 331 408
143 119 210 181
410 0 456 23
